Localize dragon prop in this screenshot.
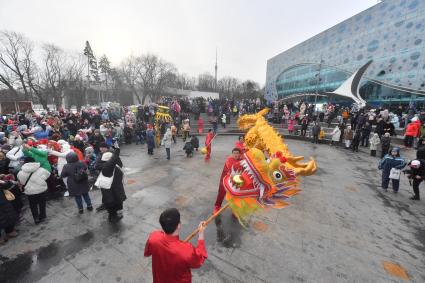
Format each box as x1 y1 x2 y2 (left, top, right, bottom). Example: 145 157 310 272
184 108 317 242
224 108 317 219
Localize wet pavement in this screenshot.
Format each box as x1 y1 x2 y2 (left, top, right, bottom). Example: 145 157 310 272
1 136 424 283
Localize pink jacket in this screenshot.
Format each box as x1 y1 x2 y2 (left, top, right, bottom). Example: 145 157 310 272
288 119 295 131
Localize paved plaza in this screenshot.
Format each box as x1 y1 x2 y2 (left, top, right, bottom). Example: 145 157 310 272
1 136 424 283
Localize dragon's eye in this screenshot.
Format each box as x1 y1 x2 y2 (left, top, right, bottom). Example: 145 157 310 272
272 170 283 181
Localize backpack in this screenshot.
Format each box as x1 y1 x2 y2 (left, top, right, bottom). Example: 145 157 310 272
74 166 88 183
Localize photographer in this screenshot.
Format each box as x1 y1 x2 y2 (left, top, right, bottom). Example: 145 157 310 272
405 160 425 200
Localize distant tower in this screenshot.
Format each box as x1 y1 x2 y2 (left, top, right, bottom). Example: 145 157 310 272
214 48 218 91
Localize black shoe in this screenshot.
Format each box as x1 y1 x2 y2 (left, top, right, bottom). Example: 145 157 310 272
108 214 123 223
34 219 41 225
79 209 84 214
87 206 93 211
410 196 420 200
96 204 105 212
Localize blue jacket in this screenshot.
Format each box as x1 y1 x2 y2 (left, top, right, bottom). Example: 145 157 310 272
34 129 50 140
379 154 406 176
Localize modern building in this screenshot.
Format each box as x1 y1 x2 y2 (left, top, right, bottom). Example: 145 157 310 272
265 0 425 106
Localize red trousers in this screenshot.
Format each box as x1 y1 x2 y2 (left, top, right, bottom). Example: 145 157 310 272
214 182 226 208
205 145 211 160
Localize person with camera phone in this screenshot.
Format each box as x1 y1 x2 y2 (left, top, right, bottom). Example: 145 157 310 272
405 159 425 200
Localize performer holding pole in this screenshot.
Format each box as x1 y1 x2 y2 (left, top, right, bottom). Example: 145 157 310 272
203 129 215 161
145 208 208 282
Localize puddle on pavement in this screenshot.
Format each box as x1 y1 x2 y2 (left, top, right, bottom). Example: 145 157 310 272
0 223 125 283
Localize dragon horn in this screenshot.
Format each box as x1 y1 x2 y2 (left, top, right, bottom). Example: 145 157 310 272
294 158 317 176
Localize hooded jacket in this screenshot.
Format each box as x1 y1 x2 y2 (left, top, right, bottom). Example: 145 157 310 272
61 152 90 196
17 162 50 195
405 122 419 137
378 149 406 176
162 129 172 148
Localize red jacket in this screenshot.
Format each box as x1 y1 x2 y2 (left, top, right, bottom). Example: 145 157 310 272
144 231 207 283
405 122 419 137
205 132 214 147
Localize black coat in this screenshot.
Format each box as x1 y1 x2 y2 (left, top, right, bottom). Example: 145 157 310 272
61 152 90 196
0 182 18 229
100 148 126 208
416 146 425 160
0 159 10 174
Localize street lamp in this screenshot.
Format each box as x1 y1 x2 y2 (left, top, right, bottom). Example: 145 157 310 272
314 59 324 110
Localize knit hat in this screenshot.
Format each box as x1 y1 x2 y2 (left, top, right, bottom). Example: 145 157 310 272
101 152 113 161
411 160 421 167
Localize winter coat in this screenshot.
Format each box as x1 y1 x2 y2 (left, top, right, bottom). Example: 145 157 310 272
0 159 10 174
60 152 89 197
17 162 50 195
406 160 425 179
23 147 51 173
49 146 73 175
162 130 172 149
288 119 295 131
331 127 341 142
381 136 391 150
183 142 194 154
100 149 126 208
6 146 23 169
369 134 381 151
378 155 406 177
33 128 50 140
405 122 419 137
312 123 321 136
416 145 425 160
0 182 17 229
146 129 155 149
344 129 353 140
190 136 199 149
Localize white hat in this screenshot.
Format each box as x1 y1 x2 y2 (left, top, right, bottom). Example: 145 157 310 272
101 152 113 161
57 139 67 145
411 160 421 167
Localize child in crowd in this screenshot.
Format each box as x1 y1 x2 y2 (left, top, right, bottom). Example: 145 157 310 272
378 147 406 193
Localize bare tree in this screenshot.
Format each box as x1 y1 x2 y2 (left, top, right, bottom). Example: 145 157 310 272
0 31 34 99
197 72 215 92
64 53 87 109
120 55 143 104
217 76 240 98
39 43 69 107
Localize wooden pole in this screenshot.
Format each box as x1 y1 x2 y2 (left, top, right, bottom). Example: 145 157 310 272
183 203 230 242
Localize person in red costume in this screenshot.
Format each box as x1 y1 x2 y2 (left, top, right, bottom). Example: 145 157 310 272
144 208 207 283
234 135 246 153
204 129 214 161
198 116 204 134
214 148 243 214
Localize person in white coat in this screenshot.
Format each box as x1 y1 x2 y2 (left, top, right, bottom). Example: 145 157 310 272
48 140 73 196
162 128 172 160
369 133 381 157
6 138 24 173
330 126 341 146
17 157 50 224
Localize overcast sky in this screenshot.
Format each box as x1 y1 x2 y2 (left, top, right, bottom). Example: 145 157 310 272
0 0 378 84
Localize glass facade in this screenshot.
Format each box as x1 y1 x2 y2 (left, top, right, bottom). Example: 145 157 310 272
265 0 425 105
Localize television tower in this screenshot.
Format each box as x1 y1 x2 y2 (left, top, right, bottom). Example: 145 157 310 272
215 48 218 91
